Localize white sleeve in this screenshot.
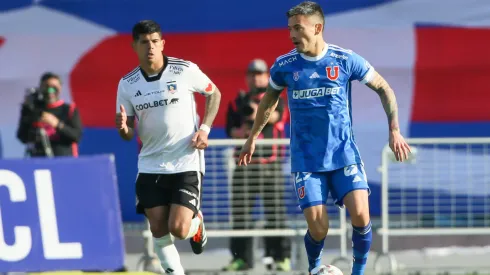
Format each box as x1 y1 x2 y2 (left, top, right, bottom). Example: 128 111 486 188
188 63 215 97
116 80 135 116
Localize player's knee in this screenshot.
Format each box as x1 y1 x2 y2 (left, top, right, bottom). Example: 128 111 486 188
350 209 370 227
348 203 370 227
308 218 329 240
304 205 329 240
168 220 190 240
344 190 371 227
149 220 168 238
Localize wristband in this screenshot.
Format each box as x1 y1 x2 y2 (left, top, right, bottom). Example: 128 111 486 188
199 124 211 134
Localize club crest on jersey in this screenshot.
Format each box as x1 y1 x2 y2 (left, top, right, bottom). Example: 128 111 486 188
167 81 177 94
298 186 305 199
293 71 300 81
326 66 339 81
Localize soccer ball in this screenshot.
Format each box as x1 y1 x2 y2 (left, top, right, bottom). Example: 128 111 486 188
325 265 343 275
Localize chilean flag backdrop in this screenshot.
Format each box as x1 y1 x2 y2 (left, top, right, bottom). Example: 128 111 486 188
1 0 489 221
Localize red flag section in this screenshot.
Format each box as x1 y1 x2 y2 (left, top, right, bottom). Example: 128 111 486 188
71 30 292 127
412 26 490 122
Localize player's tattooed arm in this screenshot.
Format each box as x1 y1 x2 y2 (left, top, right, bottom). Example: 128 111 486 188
201 87 222 127
366 71 400 132
250 86 281 139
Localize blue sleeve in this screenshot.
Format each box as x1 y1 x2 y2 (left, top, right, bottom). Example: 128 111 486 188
269 61 287 91
349 51 375 84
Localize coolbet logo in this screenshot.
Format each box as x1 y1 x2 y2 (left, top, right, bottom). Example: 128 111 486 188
293 87 340 99
135 99 178 110
0 170 83 262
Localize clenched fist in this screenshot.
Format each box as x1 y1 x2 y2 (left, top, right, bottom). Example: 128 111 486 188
116 104 128 132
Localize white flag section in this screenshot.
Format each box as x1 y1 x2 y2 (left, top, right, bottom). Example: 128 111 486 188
0 6 115 158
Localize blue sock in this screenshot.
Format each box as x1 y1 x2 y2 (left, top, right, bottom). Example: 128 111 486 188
304 230 324 272
351 221 372 275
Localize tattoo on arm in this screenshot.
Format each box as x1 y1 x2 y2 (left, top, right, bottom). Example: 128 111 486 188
201 88 222 127
366 71 400 131
250 87 281 139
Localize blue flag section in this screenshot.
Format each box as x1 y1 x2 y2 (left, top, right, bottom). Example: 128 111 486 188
0 155 124 272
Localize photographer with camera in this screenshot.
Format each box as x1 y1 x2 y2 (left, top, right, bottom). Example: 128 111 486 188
16 72 83 157
223 59 291 272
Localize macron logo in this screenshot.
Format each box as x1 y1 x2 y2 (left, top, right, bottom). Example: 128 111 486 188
309 72 320 79
134 90 142 97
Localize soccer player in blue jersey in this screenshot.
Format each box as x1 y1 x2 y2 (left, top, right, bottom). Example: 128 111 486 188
238 2 411 275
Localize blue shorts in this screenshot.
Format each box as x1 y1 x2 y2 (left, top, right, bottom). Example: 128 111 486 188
292 163 370 210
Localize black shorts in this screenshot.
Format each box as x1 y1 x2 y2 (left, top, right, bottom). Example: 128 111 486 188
135 171 202 215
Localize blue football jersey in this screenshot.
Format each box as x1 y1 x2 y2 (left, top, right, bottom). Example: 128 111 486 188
269 43 374 172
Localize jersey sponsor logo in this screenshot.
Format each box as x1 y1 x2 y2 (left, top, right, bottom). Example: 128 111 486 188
143 90 164 96
330 52 349 60
326 66 339 81
126 74 140 84
134 99 179 110
293 71 300 81
134 90 142 97
278 56 297 67
292 87 340 99
169 65 183 75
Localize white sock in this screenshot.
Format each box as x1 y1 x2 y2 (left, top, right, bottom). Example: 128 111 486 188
183 216 201 239
153 234 185 275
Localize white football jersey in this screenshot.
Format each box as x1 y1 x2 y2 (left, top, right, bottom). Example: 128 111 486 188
116 56 215 174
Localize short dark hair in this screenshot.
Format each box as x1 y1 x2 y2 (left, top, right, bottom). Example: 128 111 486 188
40 72 61 84
286 1 325 27
132 20 162 41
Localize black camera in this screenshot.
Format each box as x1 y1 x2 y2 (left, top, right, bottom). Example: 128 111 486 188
23 86 56 121
241 87 267 116
20 86 57 157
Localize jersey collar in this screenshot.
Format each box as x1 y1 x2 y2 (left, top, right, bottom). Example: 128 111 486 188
300 43 329 61
140 55 169 82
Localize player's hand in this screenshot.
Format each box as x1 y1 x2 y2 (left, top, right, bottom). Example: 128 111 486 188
40 112 60 128
116 104 128 132
238 138 256 166
192 130 208 150
389 129 411 162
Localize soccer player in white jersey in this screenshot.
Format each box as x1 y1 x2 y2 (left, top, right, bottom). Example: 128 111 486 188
115 20 221 275
238 2 411 275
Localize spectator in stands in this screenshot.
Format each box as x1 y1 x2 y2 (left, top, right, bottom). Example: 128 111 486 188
223 59 291 272
17 72 82 157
